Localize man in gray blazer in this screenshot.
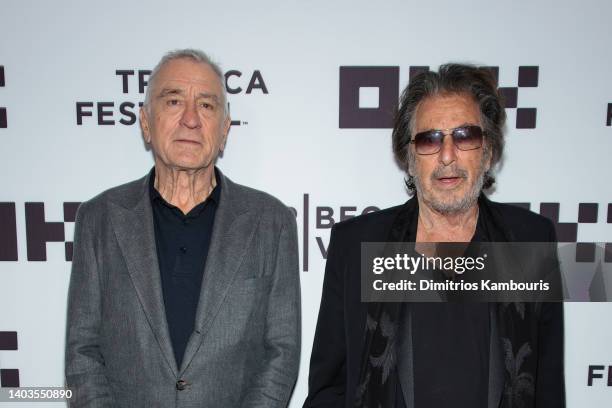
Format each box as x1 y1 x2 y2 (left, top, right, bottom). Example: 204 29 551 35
65 49 301 408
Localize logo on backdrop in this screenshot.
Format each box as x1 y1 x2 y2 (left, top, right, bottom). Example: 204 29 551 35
289 197 611 271
0 65 6 129
288 196 381 271
0 331 19 387
587 365 612 386
75 69 268 127
76 70 150 127
0 202 79 262
1 200 610 270
338 65 539 129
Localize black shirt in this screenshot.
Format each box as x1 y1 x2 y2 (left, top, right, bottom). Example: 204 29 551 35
149 167 220 367
398 209 490 408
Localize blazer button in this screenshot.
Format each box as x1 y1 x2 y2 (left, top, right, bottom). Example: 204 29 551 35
176 380 187 391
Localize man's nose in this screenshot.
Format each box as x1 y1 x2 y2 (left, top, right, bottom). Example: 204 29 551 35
180 101 202 129
438 133 457 166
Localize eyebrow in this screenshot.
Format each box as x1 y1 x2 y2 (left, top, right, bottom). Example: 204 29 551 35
157 88 220 103
420 122 479 132
157 88 184 98
197 93 220 103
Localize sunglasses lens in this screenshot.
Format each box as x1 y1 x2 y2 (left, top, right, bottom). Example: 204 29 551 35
453 126 483 150
412 126 483 154
413 131 442 154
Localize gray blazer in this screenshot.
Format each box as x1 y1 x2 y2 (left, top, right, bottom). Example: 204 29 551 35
65 169 301 408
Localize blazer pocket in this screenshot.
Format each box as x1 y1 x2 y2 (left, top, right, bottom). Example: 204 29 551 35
239 275 273 289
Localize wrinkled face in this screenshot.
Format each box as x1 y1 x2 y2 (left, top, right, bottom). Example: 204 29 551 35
409 93 491 214
140 58 230 172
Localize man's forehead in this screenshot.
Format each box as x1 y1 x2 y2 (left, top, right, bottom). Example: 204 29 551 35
421 93 478 110
157 77 221 90
416 93 480 126
154 59 223 91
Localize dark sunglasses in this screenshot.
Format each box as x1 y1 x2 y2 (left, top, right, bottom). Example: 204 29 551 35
410 125 484 155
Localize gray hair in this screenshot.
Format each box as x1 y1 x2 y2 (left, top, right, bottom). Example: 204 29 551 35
144 48 228 116
392 63 506 194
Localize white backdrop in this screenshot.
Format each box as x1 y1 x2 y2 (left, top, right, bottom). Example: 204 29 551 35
1 0 611 406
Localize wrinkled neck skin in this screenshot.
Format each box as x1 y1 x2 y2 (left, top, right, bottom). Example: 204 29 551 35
153 162 216 215
416 195 479 244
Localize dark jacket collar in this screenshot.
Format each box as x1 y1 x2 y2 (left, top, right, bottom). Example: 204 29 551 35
106 166 250 221
386 193 514 243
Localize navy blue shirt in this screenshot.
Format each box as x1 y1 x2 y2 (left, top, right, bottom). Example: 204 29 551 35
149 167 220 367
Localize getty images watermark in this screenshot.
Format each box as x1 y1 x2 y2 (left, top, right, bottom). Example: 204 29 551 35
360 242 611 302
371 252 550 292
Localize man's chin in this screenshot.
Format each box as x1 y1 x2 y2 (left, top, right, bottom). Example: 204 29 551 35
157 161 213 174
422 189 477 214
161 154 214 171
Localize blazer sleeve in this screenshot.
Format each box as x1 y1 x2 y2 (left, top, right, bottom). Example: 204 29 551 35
535 219 565 407
65 202 115 407
240 208 301 408
303 224 347 408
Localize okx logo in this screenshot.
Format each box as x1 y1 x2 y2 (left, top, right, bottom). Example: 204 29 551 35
339 65 539 129
0 202 81 262
493 65 539 129
0 331 19 387
0 66 6 128
338 66 399 128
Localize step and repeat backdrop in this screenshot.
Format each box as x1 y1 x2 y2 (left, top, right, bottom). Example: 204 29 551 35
1 0 611 406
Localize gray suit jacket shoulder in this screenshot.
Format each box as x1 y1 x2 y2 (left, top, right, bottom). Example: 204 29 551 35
65 169 301 408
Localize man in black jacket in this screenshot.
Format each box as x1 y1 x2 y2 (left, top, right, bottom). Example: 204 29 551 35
303 64 564 408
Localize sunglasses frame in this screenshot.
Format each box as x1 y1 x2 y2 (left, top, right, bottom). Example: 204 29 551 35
409 125 485 155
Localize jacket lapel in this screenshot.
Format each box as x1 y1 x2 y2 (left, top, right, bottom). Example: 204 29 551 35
109 174 179 376
488 304 505 408
179 170 257 374
397 307 415 408
480 195 514 408
355 198 417 407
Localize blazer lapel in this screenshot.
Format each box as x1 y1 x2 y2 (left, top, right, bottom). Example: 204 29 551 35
397 307 415 408
355 198 417 407
109 174 179 376
488 304 505 408
179 171 258 374
480 195 513 407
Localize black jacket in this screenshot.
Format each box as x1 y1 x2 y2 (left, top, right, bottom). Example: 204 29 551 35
303 195 565 408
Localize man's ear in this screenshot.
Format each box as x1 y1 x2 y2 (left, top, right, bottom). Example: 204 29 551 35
140 107 151 143
220 115 231 152
484 141 493 172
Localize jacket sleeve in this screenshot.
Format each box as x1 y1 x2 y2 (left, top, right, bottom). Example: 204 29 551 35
535 218 565 407
303 225 347 408
65 202 115 407
240 208 301 408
